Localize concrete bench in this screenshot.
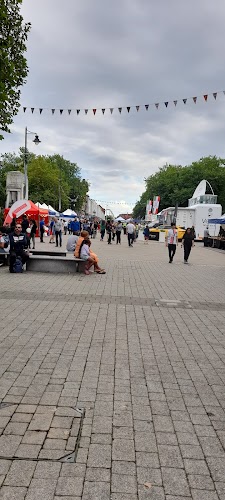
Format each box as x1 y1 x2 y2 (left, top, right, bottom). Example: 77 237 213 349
31 250 67 257
26 254 86 273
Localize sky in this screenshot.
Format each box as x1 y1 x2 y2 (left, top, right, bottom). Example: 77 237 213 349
1 0 225 216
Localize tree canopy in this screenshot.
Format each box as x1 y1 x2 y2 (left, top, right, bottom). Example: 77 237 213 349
132 156 225 219
0 150 89 211
0 0 31 140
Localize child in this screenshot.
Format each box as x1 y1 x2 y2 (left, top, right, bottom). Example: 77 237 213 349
79 238 95 275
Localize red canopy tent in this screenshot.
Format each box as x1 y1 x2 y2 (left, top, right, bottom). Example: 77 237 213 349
4 200 48 236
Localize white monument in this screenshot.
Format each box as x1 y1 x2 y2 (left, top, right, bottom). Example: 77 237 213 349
5 171 25 208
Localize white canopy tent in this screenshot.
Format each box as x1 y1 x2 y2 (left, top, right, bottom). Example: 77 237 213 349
60 209 77 218
115 216 126 222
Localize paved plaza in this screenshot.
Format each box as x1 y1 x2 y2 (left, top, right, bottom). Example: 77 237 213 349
0 233 225 499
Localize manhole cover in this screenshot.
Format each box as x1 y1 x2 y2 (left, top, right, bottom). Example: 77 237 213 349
0 402 85 462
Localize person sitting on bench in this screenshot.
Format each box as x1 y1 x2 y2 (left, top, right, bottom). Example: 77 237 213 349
9 223 29 273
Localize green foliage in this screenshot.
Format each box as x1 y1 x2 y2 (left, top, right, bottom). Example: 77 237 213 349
133 156 225 218
0 150 89 211
0 0 31 139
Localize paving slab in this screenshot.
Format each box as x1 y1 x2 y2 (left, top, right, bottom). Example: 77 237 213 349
0 236 225 499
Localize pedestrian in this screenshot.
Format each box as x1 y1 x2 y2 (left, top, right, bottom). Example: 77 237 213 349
64 220 68 235
204 226 209 247
49 218 55 244
116 221 122 244
126 221 135 247
66 231 79 252
71 217 80 233
191 225 196 240
112 223 116 241
54 218 62 247
40 217 45 243
106 220 112 244
182 228 194 264
166 222 178 263
123 223 126 235
100 220 106 241
30 219 37 249
143 224 150 244
21 214 29 233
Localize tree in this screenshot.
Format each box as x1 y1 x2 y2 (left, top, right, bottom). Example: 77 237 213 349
0 0 31 139
133 156 225 218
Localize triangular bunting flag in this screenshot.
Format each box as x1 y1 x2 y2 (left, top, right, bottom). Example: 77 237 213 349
203 94 208 101
31 108 34 114
173 101 177 106
102 109 105 114
193 97 197 104
223 91 225 95
164 102 168 107
85 109 88 114
60 109 63 115
155 103 159 109
145 104 149 110
213 93 217 100
23 107 26 113
127 107 130 113
76 109 80 115
110 108 114 114
183 99 187 104
39 109 43 114
136 105 140 111
68 109 71 115
118 107 122 113
93 109 96 115
52 109 55 114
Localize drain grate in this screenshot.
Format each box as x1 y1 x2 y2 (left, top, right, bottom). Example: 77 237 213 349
0 403 85 463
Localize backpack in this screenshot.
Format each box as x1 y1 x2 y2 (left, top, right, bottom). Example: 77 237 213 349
13 256 23 273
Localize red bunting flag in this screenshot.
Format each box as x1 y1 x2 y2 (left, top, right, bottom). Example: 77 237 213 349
102 109 105 114
60 109 63 115
68 109 71 115
93 109 96 115
118 108 122 113
193 97 197 104
77 109 80 115
23 107 26 113
52 109 55 114
213 93 217 100
155 103 159 109
164 102 168 107
136 105 140 111
173 101 177 106
183 99 187 104
85 109 88 114
31 108 34 114
203 95 208 101
39 109 43 114
127 107 130 113
110 108 114 114
145 104 149 110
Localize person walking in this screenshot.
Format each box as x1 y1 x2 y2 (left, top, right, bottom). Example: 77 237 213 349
106 220 112 244
204 226 210 247
30 219 37 249
143 224 150 244
182 228 194 264
166 222 178 263
54 219 62 247
40 217 45 243
100 220 106 241
116 222 122 244
126 221 135 247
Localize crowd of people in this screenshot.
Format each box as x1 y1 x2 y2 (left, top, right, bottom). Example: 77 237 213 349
0 212 216 274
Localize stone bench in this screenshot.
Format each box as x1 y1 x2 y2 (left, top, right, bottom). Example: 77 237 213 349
31 250 67 257
26 254 86 273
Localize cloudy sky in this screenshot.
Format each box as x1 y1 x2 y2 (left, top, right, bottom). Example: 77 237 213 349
1 0 225 215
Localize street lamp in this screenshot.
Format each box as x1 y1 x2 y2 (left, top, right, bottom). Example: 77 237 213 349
24 126 41 199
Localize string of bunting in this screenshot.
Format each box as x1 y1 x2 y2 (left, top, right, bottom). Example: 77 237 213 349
22 90 225 116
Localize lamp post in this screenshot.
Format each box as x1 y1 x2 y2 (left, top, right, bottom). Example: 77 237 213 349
24 126 41 199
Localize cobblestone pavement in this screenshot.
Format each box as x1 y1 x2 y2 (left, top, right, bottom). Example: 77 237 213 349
0 233 225 499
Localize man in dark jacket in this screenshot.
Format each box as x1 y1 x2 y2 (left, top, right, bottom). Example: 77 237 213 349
9 223 29 273
21 215 29 233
